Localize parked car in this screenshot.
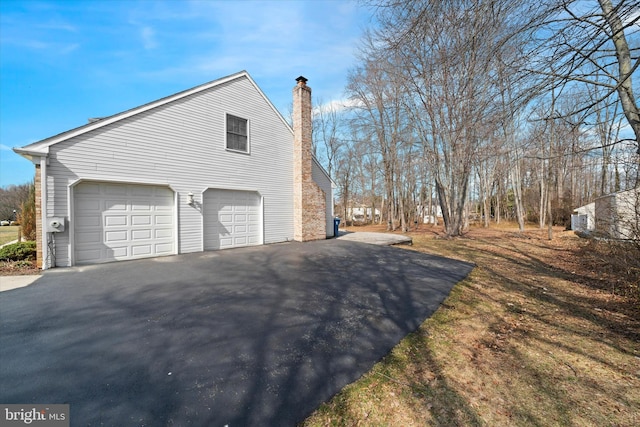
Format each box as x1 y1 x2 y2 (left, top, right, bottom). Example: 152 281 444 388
0 220 10 226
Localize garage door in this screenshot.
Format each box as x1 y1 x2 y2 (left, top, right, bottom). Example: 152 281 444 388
74 182 175 264
203 189 261 250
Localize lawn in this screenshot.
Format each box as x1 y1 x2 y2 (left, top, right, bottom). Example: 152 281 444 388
0 226 20 246
301 224 639 426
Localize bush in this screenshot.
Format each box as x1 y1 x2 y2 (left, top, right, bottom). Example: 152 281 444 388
0 241 36 261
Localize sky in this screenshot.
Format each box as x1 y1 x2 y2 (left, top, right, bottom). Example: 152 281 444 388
0 0 377 187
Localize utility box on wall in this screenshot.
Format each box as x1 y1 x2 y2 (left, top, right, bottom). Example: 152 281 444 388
46 217 66 233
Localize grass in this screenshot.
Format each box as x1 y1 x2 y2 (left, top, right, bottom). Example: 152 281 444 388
301 224 639 426
0 225 20 246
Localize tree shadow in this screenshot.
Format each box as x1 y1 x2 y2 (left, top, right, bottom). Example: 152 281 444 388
0 239 474 426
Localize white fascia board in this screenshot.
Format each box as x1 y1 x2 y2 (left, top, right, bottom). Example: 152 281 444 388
13 147 49 164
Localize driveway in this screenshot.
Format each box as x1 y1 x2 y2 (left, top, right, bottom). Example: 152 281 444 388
0 239 473 426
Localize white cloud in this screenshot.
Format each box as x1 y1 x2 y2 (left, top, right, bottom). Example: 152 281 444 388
141 26 158 50
38 21 77 32
315 98 363 114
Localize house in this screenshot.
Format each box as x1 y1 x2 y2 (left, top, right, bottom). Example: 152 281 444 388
594 187 639 240
347 207 380 223
14 71 334 269
571 202 595 232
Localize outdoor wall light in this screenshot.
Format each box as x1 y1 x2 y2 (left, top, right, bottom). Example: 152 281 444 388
187 192 194 205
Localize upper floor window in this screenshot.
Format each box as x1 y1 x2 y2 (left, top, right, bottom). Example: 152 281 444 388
226 114 249 153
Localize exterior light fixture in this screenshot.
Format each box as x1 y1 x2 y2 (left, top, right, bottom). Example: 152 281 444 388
187 192 194 205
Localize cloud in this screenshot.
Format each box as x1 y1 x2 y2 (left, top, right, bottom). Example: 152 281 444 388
315 98 363 114
38 21 77 32
141 26 157 50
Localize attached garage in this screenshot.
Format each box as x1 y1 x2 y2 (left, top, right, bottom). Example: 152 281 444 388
203 189 262 250
15 71 333 269
73 182 175 265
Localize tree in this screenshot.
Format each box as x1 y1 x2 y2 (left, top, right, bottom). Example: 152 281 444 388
346 42 407 230
0 183 31 222
526 0 640 157
313 98 344 177
17 182 36 241
373 0 532 236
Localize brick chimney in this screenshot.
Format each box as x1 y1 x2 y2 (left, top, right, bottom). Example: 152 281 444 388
293 76 326 241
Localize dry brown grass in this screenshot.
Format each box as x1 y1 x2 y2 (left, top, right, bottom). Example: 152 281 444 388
301 223 640 426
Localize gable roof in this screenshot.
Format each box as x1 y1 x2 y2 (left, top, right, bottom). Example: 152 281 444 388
13 70 293 161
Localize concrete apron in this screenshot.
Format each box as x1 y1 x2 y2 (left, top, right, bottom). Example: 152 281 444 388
335 231 413 246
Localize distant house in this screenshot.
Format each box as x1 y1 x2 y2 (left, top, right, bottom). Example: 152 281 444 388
348 207 380 223
14 71 334 269
571 202 595 232
594 187 639 240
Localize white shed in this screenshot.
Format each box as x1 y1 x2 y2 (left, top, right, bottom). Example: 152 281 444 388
571 202 595 232
594 187 640 240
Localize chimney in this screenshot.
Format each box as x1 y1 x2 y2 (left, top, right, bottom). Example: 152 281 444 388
292 76 326 242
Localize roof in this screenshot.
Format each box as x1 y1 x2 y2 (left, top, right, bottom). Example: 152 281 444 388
13 70 293 160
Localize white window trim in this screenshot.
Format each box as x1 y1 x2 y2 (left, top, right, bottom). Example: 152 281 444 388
225 113 250 154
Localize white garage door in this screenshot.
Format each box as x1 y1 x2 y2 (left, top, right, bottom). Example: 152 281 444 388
74 182 175 265
203 189 261 250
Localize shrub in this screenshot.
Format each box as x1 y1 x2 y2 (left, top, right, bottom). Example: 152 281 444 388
18 182 36 241
0 241 36 261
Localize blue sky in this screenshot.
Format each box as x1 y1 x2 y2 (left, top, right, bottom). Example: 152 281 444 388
0 0 376 186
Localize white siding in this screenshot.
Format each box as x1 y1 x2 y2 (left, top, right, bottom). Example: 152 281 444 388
44 75 294 266
312 158 334 237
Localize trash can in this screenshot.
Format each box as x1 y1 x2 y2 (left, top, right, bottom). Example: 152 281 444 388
333 217 341 238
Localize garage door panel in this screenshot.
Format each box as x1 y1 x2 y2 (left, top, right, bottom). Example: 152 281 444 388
105 199 127 210
104 184 127 195
76 249 102 263
155 229 173 239
132 229 151 240
75 182 101 195
132 245 152 256
155 243 174 254
105 215 127 227
105 230 128 242
132 215 152 226
155 215 173 225
132 202 151 211
76 216 101 228
109 246 128 258
74 182 175 265
204 189 261 251
131 186 153 197
76 199 101 210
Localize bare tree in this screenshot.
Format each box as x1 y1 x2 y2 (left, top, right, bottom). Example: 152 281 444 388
526 0 640 156
346 41 407 230
313 98 344 177
373 0 532 236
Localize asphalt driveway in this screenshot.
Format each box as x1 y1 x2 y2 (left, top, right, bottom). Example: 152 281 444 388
0 239 473 426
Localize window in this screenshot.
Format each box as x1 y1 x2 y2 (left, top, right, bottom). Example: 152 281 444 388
226 114 249 153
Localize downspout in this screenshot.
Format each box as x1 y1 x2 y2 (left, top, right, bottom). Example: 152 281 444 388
40 156 49 269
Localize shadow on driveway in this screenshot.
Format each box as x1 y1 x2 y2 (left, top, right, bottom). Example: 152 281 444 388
0 239 473 426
